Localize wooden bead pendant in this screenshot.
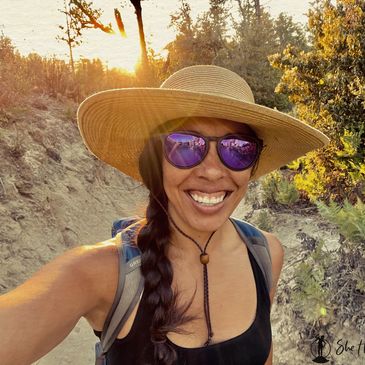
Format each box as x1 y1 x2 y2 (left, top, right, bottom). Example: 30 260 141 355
200 253 209 264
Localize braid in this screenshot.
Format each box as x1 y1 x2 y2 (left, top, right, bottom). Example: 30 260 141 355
138 135 197 365
137 193 176 364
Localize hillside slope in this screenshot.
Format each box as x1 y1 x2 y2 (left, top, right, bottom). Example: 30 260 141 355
0 95 147 290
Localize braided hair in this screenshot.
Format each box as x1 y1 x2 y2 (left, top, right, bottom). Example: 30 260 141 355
137 135 196 364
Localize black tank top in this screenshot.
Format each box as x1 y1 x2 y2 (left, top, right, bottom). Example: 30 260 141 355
94 249 272 364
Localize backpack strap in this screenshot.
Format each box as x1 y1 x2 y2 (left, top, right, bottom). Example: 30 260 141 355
230 217 272 294
95 218 144 364
95 216 272 364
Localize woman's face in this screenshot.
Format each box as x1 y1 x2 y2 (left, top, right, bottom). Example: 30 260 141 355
162 117 255 237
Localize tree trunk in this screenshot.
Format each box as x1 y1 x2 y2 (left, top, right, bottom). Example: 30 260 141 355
253 0 261 21
130 0 148 68
64 0 75 73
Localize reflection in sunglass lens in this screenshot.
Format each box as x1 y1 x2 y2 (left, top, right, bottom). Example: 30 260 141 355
219 138 258 170
164 133 206 168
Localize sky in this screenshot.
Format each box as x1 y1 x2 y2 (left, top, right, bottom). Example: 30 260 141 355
1 0 312 72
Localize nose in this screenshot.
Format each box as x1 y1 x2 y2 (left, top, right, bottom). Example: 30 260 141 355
195 142 226 181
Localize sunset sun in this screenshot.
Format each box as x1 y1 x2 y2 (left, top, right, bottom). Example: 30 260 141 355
95 31 142 72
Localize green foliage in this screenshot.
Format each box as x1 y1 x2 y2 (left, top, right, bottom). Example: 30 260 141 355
292 240 332 323
289 234 365 332
270 0 365 202
261 171 299 207
166 0 230 70
276 179 300 206
165 0 308 111
255 210 273 232
317 198 365 244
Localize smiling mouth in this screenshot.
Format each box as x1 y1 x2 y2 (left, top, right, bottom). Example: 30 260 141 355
187 191 230 206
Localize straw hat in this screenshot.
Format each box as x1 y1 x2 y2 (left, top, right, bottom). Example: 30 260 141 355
77 65 329 181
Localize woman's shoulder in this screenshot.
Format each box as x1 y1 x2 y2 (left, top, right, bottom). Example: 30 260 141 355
74 238 120 304
259 230 284 262
66 238 121 328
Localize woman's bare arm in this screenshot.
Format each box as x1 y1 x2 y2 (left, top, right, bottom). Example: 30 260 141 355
0 242 118 365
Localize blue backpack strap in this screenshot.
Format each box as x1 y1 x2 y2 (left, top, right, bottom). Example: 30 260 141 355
95 217 144 364
230 217 272 294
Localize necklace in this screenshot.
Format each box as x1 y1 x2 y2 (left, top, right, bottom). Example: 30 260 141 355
169 218 216 346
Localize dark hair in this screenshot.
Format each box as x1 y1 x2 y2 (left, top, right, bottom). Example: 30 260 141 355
137 135 196 365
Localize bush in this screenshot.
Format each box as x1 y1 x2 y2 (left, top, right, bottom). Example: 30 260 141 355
0 34 139 105
316 198 365 244
293 130 365 203
282 200 365 337
292 241 332 323
289 240 365 335
261 170 299 207
255 210 273 232
0 36 31 106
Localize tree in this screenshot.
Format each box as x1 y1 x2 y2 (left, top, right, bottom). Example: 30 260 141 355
164 0 308 110
57 0 82 73
68 0 114 34
64 0 149 71
230 1 295 109
129 0 148 67
270 0 365 202
164 1 198 72
165 0 232 73
274 12 308 52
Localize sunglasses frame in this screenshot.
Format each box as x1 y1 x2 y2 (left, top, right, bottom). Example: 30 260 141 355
162 131 263 171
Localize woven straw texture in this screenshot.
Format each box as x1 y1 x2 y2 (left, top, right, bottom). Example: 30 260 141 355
77 65 329 181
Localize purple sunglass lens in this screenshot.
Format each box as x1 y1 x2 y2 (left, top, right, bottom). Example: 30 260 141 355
219 138 258 170
164 133 206 167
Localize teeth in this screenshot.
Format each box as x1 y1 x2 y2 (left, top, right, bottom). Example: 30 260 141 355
190 192 226 205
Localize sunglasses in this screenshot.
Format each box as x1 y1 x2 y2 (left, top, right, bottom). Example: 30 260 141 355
163 131 263 171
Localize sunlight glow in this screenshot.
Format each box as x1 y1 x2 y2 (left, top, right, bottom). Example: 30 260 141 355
85 31 141 73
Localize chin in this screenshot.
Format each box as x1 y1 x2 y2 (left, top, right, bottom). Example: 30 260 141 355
172 203 233 236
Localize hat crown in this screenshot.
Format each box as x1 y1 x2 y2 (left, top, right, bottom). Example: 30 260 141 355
160 65 255 103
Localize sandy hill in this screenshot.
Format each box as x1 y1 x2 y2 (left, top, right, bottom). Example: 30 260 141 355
0 95 360 365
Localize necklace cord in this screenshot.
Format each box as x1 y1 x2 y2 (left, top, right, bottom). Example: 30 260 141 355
169 216 216 346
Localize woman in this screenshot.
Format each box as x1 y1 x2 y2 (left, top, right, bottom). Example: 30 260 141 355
0 65 329 365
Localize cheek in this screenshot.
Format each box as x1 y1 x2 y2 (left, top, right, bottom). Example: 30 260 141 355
162 157 192 204
232 170 251 196
162 157 182 198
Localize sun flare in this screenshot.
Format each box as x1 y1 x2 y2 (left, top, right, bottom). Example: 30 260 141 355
105 33 141 72
84 29 141 73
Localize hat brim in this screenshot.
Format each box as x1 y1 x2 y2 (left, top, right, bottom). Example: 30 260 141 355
77 88 329 181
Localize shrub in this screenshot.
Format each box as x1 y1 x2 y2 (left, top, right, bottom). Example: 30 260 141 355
261 170 299 207
283 200 365 337
316 198 365 244
289 238 365 335
293 130 365 203
255 210 273 232
0 34 138 105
